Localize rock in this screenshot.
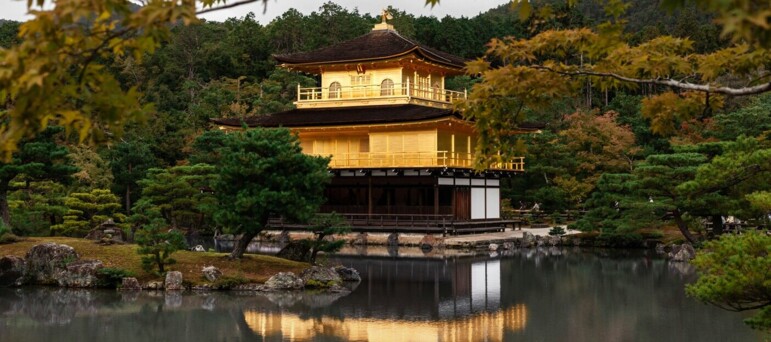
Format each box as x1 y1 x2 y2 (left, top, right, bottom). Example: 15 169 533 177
261 272 304 291
655 243 667 254
0 255 26 286
502 242 514 250
387 233 399 247
670 243 696 262
56 259 104 288
201 266 222 282
521 232 536 248
232 283 262 291
351 233 367 246
419 235 443 252
24 243 79 285
333 266 361 282
276 241 310 262
300 266 342 289
192 245 205 252
120 277 141 291
488 243 499 251
145 281 164 290
542 235 560 247
275 230 289 245
164 271 184 291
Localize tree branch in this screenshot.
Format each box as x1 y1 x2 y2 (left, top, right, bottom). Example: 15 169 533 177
531 65 771 96
196 0 268 15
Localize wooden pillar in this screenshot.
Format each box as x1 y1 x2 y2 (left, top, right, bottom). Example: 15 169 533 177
368 176 373 220
434 183 439 216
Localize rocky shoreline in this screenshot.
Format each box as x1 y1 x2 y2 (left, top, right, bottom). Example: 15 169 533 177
0 242 361 294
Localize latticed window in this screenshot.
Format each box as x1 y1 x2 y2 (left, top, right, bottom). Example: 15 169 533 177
380 78 394 96
329 81 341 99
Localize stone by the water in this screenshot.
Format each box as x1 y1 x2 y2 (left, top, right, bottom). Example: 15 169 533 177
669 243 696 262
56 259 104 288
0 255 26 287
164 271 184 291
201 266 222 282
192 245 205 252
386 233 399 247
488 243 499 251
521 232 536 248
333 266 361 282
24 243 79 285
120 277 141 291
261 272 304 291
300 266 342 289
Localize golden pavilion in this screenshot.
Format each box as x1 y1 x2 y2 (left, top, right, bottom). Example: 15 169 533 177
212 11 533 233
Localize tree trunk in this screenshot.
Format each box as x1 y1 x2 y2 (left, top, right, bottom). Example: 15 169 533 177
711 215 724 235
230 231 258 259
0 191 10 228
672 209 697 244
125 163 132 215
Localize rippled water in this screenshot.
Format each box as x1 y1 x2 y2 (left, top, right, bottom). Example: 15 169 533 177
0 248 763 341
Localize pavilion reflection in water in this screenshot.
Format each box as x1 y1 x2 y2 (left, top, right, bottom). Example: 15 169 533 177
242 257 526 341
243 304 526 342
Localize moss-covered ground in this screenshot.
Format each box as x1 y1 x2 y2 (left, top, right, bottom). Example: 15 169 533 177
1 237 307 284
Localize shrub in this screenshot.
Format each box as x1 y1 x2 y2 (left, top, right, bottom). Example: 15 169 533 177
211 275 248 290
98 267 134 288
135 218 186 274
549 226 566 236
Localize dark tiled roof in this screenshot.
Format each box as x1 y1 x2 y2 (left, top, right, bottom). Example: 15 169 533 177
273 29 467 69
211 105 460 128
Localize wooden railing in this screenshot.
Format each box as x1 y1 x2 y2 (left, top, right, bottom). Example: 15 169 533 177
310 151 524 171
297 81 466 104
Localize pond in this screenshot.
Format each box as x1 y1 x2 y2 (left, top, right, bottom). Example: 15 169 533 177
0 248 762 341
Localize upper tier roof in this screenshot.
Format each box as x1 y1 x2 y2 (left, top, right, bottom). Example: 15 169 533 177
211 104 460 128
273 29 467 70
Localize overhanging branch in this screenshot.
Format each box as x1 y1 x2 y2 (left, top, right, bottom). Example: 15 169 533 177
531 65 771 96
196 0 268 15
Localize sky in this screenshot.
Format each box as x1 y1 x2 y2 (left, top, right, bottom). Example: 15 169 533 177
1 0 513 23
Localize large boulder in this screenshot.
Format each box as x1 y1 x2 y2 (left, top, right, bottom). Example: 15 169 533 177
387 233 399 247
201 266 222 282
0 255 26 287
25 243 79 285
419 235 443 251
56 259 104 288
164 271 185 291
521 232 536 248
300 266 342 289
261 272 304 291
120 277 142 291
669 243 696 262
351 233 367 246
276 241 310 262
333 266 361 282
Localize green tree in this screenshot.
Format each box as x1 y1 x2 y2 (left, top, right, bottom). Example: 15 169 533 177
51 189 128 237
0 127 76 227
305 212 351 265
212 128 330 259
133 164 217 233
8 180 68 236
135 217 186 274
686 232 771 330
68 146 114 191
106 140 158 214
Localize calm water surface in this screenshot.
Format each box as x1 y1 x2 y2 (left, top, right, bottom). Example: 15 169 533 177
0 248 762 342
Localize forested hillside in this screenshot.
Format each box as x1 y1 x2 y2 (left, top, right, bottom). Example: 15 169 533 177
0 1 765 240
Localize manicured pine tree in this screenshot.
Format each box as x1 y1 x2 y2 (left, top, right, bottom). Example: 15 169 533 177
211 128 330 259
0 127 76 228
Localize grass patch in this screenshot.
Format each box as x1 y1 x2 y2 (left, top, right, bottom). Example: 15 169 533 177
1 237 307 284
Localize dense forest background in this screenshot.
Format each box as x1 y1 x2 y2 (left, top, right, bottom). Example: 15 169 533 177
0 0 767 239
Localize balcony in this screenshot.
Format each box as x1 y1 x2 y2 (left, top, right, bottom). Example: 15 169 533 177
296 82 466 109
310 151 524 172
